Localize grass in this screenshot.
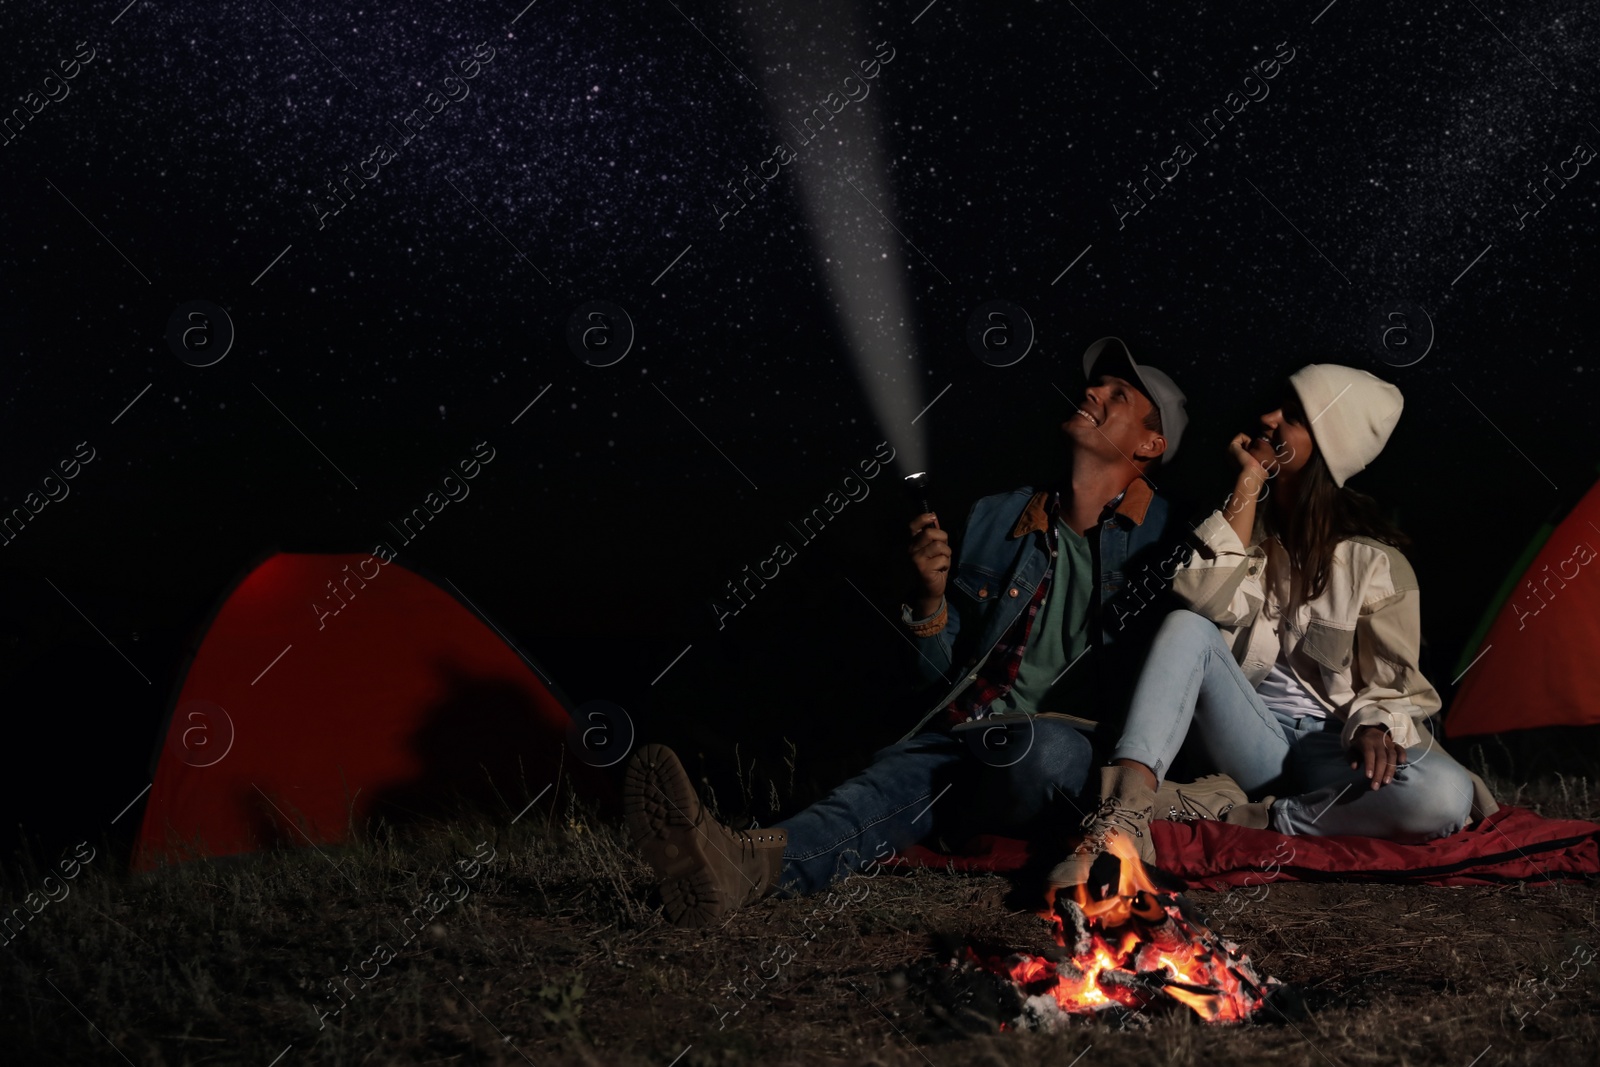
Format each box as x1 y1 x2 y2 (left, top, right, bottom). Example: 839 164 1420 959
0 768 1596 1066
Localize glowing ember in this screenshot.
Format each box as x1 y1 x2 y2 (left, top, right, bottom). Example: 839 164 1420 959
974 833 1281 1025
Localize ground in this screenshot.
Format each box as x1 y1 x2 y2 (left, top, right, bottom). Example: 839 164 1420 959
2 774 1597 1066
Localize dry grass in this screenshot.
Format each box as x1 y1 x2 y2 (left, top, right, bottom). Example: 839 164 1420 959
0 768 1596 1066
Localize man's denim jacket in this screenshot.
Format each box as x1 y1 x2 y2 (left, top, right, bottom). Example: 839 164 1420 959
897 477 1189 740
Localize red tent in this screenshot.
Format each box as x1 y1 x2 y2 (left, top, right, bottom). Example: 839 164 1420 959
133 551 606 870
1446 477 1600 738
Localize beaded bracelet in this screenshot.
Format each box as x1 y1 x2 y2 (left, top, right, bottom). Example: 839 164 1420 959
905 596 948 637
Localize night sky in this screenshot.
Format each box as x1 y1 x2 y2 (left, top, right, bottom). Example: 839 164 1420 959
2 0 1597 853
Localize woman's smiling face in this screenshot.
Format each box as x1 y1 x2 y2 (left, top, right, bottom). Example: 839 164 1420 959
1247 390 1315 476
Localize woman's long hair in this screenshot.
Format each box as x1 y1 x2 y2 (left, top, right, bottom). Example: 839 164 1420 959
1263 390 1411 601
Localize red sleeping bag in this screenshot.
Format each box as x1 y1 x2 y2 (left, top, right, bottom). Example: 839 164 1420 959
896 807 1600 888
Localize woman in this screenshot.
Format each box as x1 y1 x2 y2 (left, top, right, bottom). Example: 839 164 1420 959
1050 363 1496 889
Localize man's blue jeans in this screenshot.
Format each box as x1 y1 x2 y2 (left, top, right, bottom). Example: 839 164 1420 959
1114 610 1474 842
774 718 1094 895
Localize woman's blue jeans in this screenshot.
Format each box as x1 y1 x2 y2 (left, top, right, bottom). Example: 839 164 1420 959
1114 610 1474 843
774 717 1094 895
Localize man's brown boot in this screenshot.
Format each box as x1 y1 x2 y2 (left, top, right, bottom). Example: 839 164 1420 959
1047 763 1158 889
1153 773 1247 823
624 744 787 927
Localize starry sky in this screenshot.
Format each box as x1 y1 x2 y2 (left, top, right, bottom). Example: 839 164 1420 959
1 0 1597 847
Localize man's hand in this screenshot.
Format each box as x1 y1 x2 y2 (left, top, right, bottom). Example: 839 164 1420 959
1349 724 1407 789
907 512 949 618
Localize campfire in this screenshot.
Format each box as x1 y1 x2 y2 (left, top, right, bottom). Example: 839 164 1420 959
971 835 1282 1026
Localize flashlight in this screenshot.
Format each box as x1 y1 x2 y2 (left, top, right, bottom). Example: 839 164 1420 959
903 471 933 523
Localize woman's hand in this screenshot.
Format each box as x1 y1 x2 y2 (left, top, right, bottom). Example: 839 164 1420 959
1349 724 1407 789
1228 432 1271 480
1222 433 1272 542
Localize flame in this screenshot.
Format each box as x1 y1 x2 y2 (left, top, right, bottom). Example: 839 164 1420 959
977 832 1278 1025
1071 830 1157 926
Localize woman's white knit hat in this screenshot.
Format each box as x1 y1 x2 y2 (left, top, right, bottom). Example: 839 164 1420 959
1288 364 1404 487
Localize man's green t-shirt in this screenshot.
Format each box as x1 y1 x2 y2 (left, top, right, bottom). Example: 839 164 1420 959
986 518 1097 717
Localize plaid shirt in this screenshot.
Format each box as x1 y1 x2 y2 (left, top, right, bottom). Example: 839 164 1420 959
943 557 1053 726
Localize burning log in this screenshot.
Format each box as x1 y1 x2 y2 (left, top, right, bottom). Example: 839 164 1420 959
1058 898 1093 957
1097 966 1159 996
1125 889 1187 951
1131 943 1167 976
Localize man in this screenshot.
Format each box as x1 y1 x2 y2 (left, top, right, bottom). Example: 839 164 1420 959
625 338 1222 927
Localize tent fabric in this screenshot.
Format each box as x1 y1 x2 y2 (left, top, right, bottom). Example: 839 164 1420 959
893 807 1600 888
1445 476 1600 738
133 552 598 871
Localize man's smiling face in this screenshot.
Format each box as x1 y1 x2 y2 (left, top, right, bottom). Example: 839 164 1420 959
1061 374 1164 468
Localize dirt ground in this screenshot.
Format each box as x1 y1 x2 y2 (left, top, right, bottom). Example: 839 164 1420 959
2 773 1597 1066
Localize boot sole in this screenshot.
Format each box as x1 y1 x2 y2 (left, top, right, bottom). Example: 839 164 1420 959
623 744 731 927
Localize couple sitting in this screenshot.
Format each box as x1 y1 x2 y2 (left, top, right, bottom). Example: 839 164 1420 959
624 337 1498 926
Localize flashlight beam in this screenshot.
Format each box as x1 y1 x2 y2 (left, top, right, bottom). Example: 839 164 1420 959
844 176 951 284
